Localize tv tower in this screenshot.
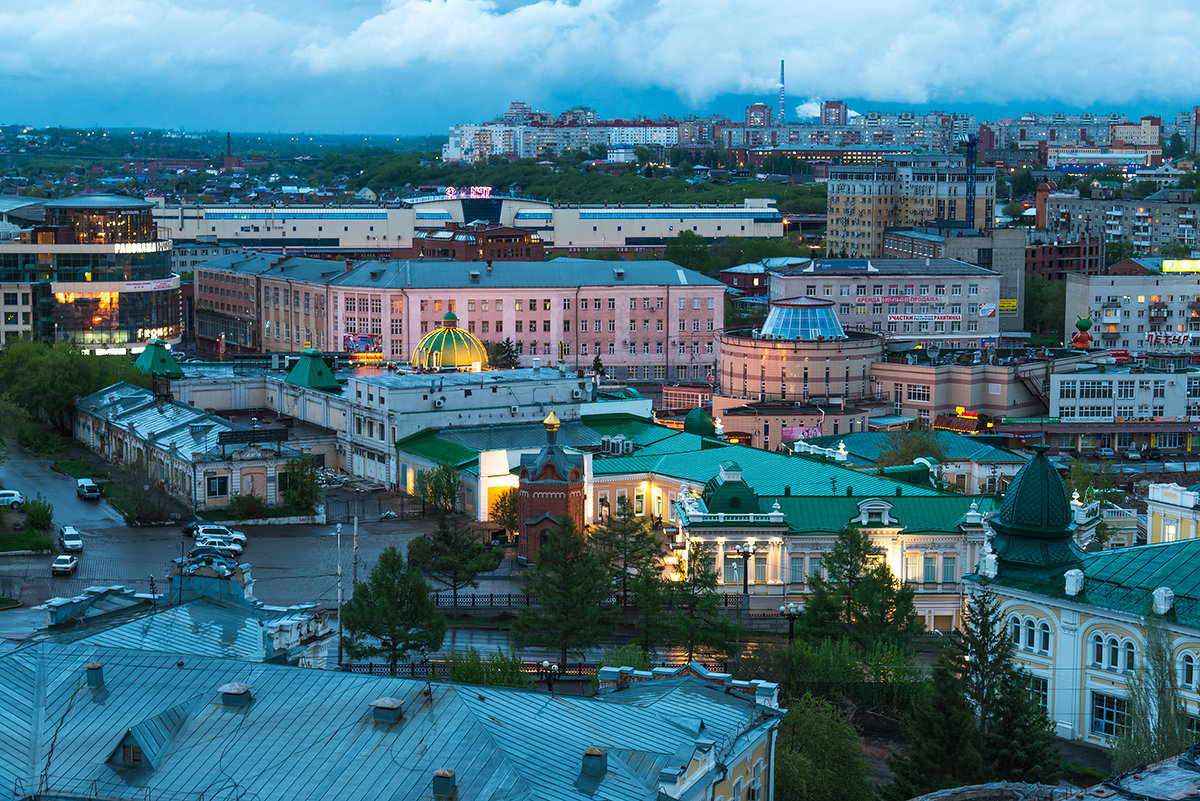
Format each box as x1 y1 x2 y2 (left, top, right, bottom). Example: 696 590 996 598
778 60 786 125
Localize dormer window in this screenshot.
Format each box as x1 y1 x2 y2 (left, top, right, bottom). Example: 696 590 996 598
856 499 894 526
121 743 143 767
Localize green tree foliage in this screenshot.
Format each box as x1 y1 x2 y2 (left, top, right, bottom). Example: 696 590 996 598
665 541 740 661
1023 275 1067 334
1010 169 1037 198
986 669 1061 783
1002 199 1026 219
885 658 983 800
341 546 447 673
23 493 53 532
958 587 1011 735
1064 457 1118 502
1105 239 1137 267
877 427 946 467
512 516 613 665
282 455 321 514
775 693 874 801
591 497 665 606
591 354 606 377
1164 132 1186 160
415 463 462 513
801 526 922 643
1113 617 1191 771
1161 241 1194 258
0 396 29 465
444 647 533 689
662 230 715 274
407 516 502 608
0 340 151 431
489 487 519 538
486 338 521 369
628 564 670 651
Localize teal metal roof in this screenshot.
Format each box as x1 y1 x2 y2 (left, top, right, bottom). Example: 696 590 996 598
807 431 1028 466
768 495 995 536
0 643 776 801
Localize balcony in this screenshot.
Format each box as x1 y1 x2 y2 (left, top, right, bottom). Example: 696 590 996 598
1188 300 1200 310
1149 313 1168 324
1150 301 1168 309
1102 301 1121 309
1101 331 1120 341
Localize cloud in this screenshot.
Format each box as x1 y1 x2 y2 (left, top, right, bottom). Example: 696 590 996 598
3 0 1200 131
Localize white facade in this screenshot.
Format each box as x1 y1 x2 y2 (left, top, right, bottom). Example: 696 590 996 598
1065 271 1200 354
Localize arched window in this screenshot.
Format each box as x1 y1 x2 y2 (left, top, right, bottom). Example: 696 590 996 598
1024 619 1036 649
1183 654 1194 688
1125 643 1136 672
1039 622 1051 653
1093 634 1104 665
1009 616 1021 644
1108 638 1121 669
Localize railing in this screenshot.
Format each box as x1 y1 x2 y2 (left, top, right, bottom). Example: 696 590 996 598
432 592 747 609
342 659 730 679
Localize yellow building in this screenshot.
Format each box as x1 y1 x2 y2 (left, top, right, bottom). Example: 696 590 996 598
1146 482 1200 544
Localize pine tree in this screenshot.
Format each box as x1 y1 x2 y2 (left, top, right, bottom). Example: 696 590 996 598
511 516 613 665
885 657 983 801
958 586 1012 737
628 565 669 652
775 693 874 801
985 669 1061 783
341 546 447 674
665 542 740 661
591 497 665 607
407 516 503 609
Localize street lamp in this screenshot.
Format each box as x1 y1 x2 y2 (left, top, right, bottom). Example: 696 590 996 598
538 660 563 696
779 601 801 644
732 543 758 596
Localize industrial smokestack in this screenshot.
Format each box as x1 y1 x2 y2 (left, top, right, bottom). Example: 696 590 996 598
226 132 232 157
778 60 785 125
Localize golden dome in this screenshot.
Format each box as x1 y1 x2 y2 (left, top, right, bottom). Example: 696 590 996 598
411 312 489 371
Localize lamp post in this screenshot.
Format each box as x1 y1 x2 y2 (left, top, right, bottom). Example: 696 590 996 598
538 660 563 696
779 601 801 644
732 542 757 597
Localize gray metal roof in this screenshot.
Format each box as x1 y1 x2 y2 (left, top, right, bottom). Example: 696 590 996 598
768 257 999 277
354 366 588 391
43 194 153 210
0 643 777 801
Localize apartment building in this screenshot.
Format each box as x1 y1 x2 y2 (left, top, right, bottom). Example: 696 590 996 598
990 111 1126 149
1065 267 1200 353
826 153 996 258
194 254 724 382
765 257 1004 348
1044 188 1200 255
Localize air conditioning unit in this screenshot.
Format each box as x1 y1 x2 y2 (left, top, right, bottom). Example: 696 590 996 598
510 405 520 415
571 388 583 399
433 398 444 409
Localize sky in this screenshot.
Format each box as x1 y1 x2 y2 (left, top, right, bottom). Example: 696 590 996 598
3 0 1200 137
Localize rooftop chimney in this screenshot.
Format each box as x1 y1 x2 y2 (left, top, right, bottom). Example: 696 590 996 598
432 768 456 800
85 662 104 689
369 696 404 724
218 681 253 707
582 747 608 778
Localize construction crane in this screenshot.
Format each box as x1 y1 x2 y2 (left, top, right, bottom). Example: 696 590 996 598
957 134 979 229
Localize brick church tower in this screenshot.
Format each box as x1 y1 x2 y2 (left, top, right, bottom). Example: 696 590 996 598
517 411 586 566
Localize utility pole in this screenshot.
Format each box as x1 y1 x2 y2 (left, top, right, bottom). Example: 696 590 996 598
353 516 359 587
336 522 343 666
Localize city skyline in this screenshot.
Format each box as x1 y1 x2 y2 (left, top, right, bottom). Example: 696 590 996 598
3 0 1200 136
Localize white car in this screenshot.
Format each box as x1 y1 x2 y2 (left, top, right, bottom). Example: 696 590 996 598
194 536 243 557
51 555 78 575
192 525 247 545
58 526 84 553
0 490 24 509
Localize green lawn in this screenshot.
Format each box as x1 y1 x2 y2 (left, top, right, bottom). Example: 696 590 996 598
53 459 108 480
0 531 54 553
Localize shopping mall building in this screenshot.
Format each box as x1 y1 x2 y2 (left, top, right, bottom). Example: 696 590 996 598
0 195 180 353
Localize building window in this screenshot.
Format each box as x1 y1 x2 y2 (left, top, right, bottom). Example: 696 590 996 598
1183 653 1196 688
1091 692 1128 737
941 555 956 583
122 743 144 767
1039 622 1051 653
790 556 805 584
206 476 229 498
1029 676 1049 712
923 555 937 583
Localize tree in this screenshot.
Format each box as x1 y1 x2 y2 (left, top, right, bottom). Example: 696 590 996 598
0 395 29 466
511 516 613 665
1010 168 1037 198
341 546 447 673
1164 132 1186 160
628 566 670 652
487 338 520 369
591 497 664 607
1113 617 1191 771
445 647 533 689
1002 199 1026 219
986 668 1061 783
958 586 1012 735
775 693 874 801
407 516 503 609
885 657 983 800
877 426 946 467
591 354 606 377
282 455 321 513
663 230 715 274
665 542 740 661
1023 275 1067 334
1064 457 1118 502
489 487 519 539
1105 239 1136 267
1161 241 1193 258
415 463 462 514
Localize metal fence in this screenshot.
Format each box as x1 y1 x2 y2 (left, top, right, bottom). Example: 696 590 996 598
324 495 423 523
431 591 748 609
342 659 729 679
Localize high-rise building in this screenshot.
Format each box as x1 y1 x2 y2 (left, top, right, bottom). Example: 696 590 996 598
821 100 848 126
826 154 996 258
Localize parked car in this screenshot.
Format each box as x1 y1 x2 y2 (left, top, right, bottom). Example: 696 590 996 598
193 536 243 557
1125 449 1142 461
76 479 102 500
1096 447 1116 459
191 525 247 545
0 490 24 509
51 555 78 575
58 525 84 553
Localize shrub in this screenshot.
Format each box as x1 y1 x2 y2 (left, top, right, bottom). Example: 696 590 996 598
18 427 66 459
226 492 268 520
23 493 53 532
445 647 534 689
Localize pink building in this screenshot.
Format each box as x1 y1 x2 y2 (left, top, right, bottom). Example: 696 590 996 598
196 255 725 382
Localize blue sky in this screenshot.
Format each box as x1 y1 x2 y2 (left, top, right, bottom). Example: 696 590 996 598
3 0 1198 136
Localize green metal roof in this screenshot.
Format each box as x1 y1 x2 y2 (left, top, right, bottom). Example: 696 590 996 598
284 349 341 393
683 407 717 437
768 495 995 536
132 338 183 379
395 429 480 468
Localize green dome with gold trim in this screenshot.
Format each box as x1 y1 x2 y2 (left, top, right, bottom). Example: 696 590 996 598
411 312 489 371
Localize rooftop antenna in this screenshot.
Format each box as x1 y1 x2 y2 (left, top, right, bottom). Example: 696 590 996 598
778 60 786 125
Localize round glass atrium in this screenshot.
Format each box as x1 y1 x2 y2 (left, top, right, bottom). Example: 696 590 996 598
758 297 848 341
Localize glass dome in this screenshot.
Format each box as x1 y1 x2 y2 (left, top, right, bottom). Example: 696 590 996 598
758 297 848 341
